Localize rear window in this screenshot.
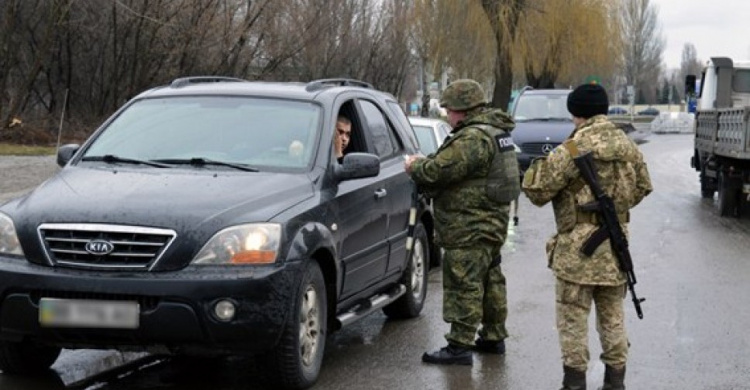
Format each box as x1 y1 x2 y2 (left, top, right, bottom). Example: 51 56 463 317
412 125 439 155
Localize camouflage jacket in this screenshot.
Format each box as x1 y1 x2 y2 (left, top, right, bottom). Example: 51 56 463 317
522 115 653 285
409 108 515 248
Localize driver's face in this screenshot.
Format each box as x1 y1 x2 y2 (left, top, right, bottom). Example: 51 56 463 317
336 121 351 149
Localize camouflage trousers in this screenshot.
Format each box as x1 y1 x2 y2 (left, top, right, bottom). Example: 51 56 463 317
442 245 508 347
556 278 628 371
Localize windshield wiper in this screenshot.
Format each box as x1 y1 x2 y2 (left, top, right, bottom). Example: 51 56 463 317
81 154 173 168
153 158 258 172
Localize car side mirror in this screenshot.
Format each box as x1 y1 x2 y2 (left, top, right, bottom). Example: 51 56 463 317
334 152 380 181
57 144 80 167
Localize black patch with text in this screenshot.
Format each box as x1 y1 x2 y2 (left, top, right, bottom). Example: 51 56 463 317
494 133 515 152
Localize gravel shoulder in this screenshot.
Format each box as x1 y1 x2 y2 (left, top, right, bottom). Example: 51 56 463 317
0 155 60 204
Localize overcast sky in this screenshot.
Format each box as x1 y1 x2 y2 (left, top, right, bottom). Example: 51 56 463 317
651 0 750 69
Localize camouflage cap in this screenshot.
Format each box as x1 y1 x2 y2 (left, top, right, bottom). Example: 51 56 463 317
439 79 487 111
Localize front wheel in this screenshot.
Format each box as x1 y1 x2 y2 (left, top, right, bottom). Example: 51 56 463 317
262 261 327 390
0 339 61 375
383 223 429 319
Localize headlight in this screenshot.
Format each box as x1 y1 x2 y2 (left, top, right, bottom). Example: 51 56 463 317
192 223 281 265
0 213 24 256
514 144 522 153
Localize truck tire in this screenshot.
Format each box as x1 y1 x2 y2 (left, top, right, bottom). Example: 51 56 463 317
717 170 739 217
0 339 61 375
383 222 429 319
262 261 327 390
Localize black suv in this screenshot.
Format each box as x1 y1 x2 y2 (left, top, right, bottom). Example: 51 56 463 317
0 77 436 389
510 88 574 172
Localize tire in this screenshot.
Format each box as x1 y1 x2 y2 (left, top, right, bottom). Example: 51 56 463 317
717 170 739 217
383 223 429 319
0 339 61 375
262 261 327 390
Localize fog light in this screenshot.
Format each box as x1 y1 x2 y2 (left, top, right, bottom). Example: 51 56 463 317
214 300 236 322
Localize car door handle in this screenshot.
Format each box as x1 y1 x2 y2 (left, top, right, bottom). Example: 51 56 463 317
374 189 387 199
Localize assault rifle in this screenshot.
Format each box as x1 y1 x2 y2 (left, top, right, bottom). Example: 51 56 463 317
573 152 645 319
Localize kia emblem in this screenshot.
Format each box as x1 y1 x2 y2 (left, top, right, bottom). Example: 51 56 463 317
85 240 114 255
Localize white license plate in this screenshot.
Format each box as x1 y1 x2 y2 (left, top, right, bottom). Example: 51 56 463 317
39 298 140 329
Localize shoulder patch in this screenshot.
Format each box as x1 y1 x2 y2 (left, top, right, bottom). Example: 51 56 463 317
494 132 515 152
562 139 579 157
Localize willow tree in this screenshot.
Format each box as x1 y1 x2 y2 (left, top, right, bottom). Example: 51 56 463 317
480 0 525 110
516 0 621 89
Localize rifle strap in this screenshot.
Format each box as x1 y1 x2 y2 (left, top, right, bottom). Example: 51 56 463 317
581 226 609 256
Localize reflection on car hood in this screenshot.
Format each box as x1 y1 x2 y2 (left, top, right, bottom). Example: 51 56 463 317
510 120 575 145
8 167 314 231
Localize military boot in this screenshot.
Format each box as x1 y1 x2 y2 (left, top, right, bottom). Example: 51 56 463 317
560 365 587 390
421 344 472 366
598 365 625 390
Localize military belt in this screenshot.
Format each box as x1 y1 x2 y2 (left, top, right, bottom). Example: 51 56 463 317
576 210 629 225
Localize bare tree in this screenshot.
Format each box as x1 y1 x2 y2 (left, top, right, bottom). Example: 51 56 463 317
619 0 665 104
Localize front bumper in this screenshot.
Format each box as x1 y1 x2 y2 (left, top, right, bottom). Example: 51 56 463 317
0 258 302 356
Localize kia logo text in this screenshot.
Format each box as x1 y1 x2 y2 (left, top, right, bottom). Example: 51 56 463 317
85 240 115 255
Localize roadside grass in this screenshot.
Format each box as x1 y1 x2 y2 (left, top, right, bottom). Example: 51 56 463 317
0 143 57 156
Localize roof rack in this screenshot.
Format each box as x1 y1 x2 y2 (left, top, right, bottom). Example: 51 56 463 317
306 78 374 92
170 76 247 89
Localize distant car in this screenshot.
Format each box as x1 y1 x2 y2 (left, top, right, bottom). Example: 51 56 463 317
509 88 573 172
408 116 451 155
638 107 660 116
608 107 628 115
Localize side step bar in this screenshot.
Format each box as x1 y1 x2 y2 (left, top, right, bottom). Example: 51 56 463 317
335 285 406 329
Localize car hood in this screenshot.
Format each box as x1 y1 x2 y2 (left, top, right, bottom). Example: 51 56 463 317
7 166 314 231
510 120 575 145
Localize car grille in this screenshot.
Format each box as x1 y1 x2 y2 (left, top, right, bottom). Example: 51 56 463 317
38 223 176 271
520 142 561 156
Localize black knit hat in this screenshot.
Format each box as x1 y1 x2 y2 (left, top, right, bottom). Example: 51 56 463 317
567 83 609 118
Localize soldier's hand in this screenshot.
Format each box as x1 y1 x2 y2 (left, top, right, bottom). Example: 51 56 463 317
403 155 421 173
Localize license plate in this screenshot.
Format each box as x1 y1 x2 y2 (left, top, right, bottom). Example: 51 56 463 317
39 298 140 329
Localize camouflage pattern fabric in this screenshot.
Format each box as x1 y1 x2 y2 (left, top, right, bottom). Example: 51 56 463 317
556 278 628 371
439 79 487 111
522 115 653 285
408 106 514 348
443 245 508 347
410 107 514 249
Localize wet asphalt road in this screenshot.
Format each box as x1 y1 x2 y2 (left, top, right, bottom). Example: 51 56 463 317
1 133 749 389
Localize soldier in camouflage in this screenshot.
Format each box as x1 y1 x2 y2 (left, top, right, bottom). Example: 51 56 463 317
522 84 653 390
404 79 518 366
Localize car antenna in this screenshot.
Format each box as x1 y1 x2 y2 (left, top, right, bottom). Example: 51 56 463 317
56 88 69 155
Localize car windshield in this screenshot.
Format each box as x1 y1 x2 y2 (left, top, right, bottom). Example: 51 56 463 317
513 94 572 122
83 96 321 171
412 125 439 155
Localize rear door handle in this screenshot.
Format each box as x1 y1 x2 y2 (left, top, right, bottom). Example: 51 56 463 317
374 189 387 199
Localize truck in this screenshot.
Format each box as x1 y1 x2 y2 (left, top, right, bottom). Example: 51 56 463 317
689 57 750 217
